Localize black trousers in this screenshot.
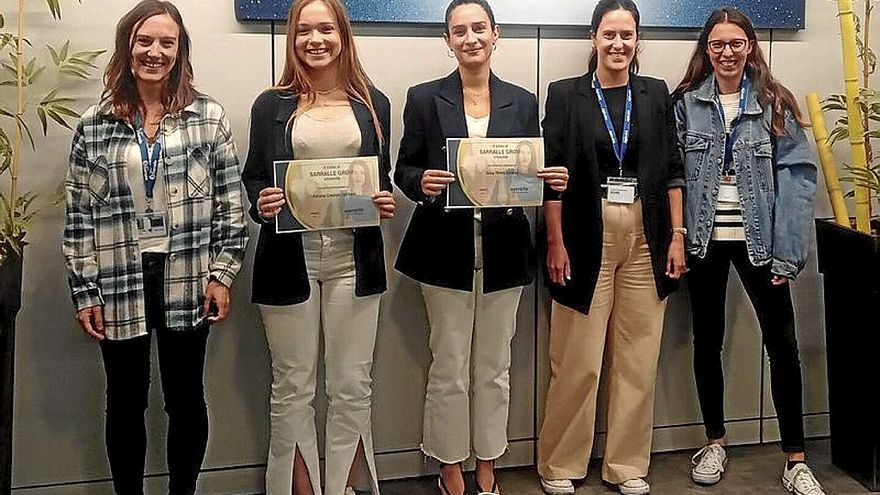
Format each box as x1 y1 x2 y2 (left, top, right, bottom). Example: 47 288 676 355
99 253 210 495
687 241 805 453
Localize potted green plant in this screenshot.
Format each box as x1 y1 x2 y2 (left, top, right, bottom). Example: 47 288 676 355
807 0 879 490
0 1 103 492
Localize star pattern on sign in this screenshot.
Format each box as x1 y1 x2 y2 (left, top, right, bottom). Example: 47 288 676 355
233 0 804 29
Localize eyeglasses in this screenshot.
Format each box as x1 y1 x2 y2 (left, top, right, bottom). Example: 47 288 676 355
707 39 749 54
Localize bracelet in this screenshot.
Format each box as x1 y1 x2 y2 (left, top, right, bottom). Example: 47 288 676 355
672 227 687 236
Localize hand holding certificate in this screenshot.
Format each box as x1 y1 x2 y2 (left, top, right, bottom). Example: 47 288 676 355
274 157 381 233
445 138 545 208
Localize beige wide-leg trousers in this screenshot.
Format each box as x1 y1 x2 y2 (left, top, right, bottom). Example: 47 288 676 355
260 230 381 495
419 225 524 463
538 200 667 484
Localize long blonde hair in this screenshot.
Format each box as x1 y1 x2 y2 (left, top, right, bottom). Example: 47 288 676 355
277 0 383 144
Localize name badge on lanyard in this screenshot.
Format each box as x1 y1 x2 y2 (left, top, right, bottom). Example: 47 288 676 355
135 112 167 238
594 73 637 204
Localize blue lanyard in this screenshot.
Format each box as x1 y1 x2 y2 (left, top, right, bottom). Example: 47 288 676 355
134 112 162 207
716 73 750 173
593 72 632 177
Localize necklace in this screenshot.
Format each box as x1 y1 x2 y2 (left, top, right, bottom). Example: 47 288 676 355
463 87 489 106
315 85 341 95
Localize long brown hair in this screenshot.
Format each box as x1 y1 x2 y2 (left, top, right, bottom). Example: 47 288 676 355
588 0 641 74
672 7 806 136
101 0 196 122
277 0 383 144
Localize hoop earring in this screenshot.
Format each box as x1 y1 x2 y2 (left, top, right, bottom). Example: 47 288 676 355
493 42 498 52
447 47 455 58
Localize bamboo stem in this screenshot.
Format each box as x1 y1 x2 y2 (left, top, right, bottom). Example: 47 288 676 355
11 0 24 210
808 93 851 226
837 0 872 232
862 0 874 218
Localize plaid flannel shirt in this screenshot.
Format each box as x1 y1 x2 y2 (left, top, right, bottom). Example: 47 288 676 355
63 94 249 340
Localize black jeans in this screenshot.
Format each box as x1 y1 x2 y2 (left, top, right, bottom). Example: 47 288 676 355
99 253 210 495
687 241 805 453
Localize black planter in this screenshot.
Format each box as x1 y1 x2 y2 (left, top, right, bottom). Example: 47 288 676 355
0 252 22 495
816 218 880 492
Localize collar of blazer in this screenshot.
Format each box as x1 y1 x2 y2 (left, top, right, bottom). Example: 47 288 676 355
573 71 663 192
435 69 518 139
270 89 378 159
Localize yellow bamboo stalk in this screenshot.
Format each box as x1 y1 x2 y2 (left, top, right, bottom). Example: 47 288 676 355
11 0 24 208
807 93 850 226
837 0 871 233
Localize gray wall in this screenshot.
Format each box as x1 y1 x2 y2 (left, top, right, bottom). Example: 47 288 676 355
7 0 868 492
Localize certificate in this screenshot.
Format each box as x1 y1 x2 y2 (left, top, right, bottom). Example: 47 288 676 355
274 157 380 233
445 137 544 208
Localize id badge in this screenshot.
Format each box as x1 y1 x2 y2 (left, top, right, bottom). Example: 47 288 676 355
606 177 638 204
719 175 740 203
137 211 168 238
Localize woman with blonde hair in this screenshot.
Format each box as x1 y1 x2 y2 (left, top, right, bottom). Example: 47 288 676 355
241 0 394 493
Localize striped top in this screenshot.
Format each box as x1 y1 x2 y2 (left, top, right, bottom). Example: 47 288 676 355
713 91 746 241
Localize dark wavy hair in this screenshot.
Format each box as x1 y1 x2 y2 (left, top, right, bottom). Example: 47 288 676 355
101 0 196 122
589 0 641 74
444 0 497 35
671 7 806 135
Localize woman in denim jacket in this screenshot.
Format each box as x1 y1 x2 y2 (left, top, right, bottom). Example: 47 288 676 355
672 8 822 495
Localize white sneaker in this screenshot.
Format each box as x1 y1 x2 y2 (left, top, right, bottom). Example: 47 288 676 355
344 488 357 495
783 463 826 495
539 477 575 495
618 478 650 495
691 443 727 485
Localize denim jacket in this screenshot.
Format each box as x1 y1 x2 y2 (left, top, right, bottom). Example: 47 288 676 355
674 74 817 279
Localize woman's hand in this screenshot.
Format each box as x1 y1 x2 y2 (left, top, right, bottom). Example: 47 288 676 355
421 170 455 196
547 240 571 286
537 166 569 192
203 280 230 324
76 305 105 340
666 233 687 279
373 190 396 219
771 275 789 286
257 187 285 219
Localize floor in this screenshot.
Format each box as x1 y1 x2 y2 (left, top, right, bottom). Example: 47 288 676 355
378 440 873 495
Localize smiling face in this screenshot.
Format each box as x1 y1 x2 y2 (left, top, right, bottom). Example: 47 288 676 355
592 8 638 76
706 22 753 86
130 13 179 87
445 3 499 70
294 0 343 74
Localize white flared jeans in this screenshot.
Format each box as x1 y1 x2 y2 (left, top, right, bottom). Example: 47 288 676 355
260 230 381 495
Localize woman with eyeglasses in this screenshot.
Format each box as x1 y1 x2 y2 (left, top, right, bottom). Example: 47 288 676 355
672 8 821 495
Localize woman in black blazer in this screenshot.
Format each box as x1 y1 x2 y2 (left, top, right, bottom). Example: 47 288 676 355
241 0 393 494
536 1 686 495
394 1 567 494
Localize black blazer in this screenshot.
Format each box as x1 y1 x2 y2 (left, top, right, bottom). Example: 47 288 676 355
545 72 685 314
394 71 539 293
242 88 392 305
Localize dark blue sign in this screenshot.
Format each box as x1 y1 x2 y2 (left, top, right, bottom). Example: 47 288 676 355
234 0 805 29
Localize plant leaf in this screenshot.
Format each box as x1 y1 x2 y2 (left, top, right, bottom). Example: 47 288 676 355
36 107 48 135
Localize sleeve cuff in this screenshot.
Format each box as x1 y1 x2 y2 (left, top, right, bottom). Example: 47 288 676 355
208 269 236 288
771 258 800 280
71 286 104 312
667 178 686 189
